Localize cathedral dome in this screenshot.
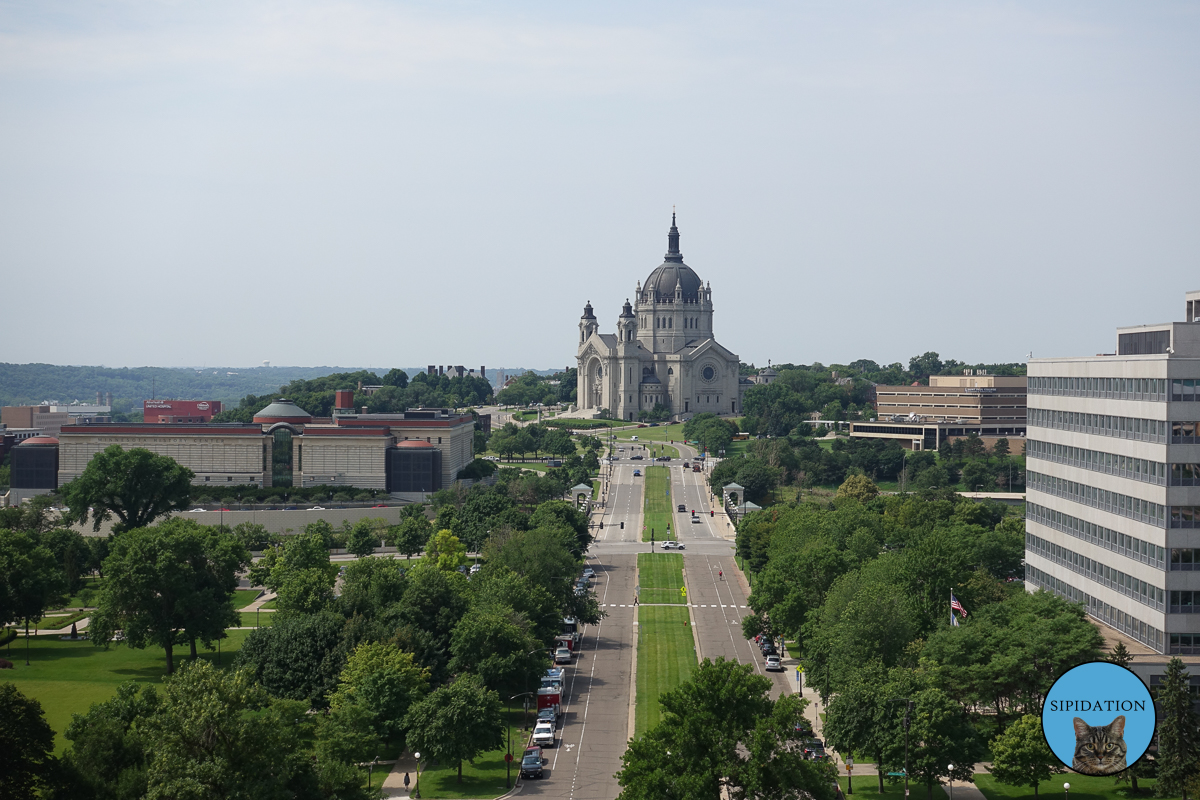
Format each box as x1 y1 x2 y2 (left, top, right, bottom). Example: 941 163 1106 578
642 214 703 302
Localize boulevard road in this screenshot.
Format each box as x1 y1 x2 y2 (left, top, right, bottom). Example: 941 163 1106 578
521 454 644 800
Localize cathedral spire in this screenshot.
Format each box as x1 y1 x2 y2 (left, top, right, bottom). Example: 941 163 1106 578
665 212 683 262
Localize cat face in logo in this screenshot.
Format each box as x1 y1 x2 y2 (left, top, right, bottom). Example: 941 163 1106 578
1072 715 1127 775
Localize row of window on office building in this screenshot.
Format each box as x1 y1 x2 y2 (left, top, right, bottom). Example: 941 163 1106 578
1027 502 1166 569
1028 376 1169 401
1026 532 1165 612
1028 440 1200 487
1027 439 1168 486
1030 375 1200 403
1030 470 1200 529
1028 470 1166 526
1028 408 1170 443
1024 564 1165 652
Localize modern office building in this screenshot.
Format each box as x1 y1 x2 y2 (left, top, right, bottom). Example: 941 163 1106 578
1024 290 1200 654
848 372 1027 450
1 405 72 436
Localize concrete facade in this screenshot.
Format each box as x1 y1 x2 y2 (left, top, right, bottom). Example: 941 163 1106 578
1025 290 1200 654
576 215 744 422
58 425 271 486
56 408 476 500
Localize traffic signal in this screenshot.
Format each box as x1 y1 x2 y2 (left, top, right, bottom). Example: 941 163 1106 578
710 510 714 517
620 521 625 529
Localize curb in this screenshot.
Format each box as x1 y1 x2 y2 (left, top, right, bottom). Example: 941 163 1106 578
628 561 640 740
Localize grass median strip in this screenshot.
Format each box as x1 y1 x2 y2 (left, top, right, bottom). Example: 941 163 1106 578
635 605 697 737
642 465 674 541
637 552 685 604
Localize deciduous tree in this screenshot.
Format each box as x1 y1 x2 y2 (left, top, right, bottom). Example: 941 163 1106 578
836 474 879 503
234 610 349 705
617 657 835 800
0 528 66 664
60 445 194 532
989 714 1060 797
330 642 429 745
91 521 248 674
0 683 56 800
424 530 469 572
404 673 504 783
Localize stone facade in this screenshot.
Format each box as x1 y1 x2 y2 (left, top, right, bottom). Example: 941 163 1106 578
576 216 744 421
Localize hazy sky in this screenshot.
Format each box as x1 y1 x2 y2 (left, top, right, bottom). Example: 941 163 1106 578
2 1 1197 371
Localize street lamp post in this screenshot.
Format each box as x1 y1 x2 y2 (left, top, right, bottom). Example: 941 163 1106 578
948 764 954 800
1064 782 1070 800
889 698 914 800
508 691 537 788
413 752 422 799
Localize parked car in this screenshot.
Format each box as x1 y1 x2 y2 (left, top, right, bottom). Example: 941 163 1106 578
538 708 558 728
555 647 572 664
761 642 778 657
803 739 827 760
765 655 782 671
533 721 556 748
795 719 815 737
582 567 595 578
520 746 544 779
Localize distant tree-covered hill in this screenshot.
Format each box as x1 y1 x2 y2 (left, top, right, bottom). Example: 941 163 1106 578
0 364 371 412
0 363 550 415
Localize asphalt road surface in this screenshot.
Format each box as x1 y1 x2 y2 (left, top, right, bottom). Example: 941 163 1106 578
518 442 798 799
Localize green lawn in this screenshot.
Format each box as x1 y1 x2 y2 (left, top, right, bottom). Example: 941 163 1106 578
635 605 697 736
2 628 253 753
839 776 949 800
642 465 674 541
238 608 278 627
972 773 1156 800
415 706 527 798
637 552 685 604
232 589 263 609
618 423 687 443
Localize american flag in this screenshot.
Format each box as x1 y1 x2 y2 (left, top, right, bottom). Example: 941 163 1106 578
950 592 967 618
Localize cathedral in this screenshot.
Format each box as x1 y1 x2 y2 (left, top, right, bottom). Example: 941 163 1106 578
576 215 745 422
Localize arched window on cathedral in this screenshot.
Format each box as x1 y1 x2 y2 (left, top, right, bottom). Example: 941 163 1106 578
667 368 673 375
668 318 672 328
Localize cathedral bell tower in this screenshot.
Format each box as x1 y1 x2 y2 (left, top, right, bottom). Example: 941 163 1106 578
616 298 637 343
579 301 598 344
